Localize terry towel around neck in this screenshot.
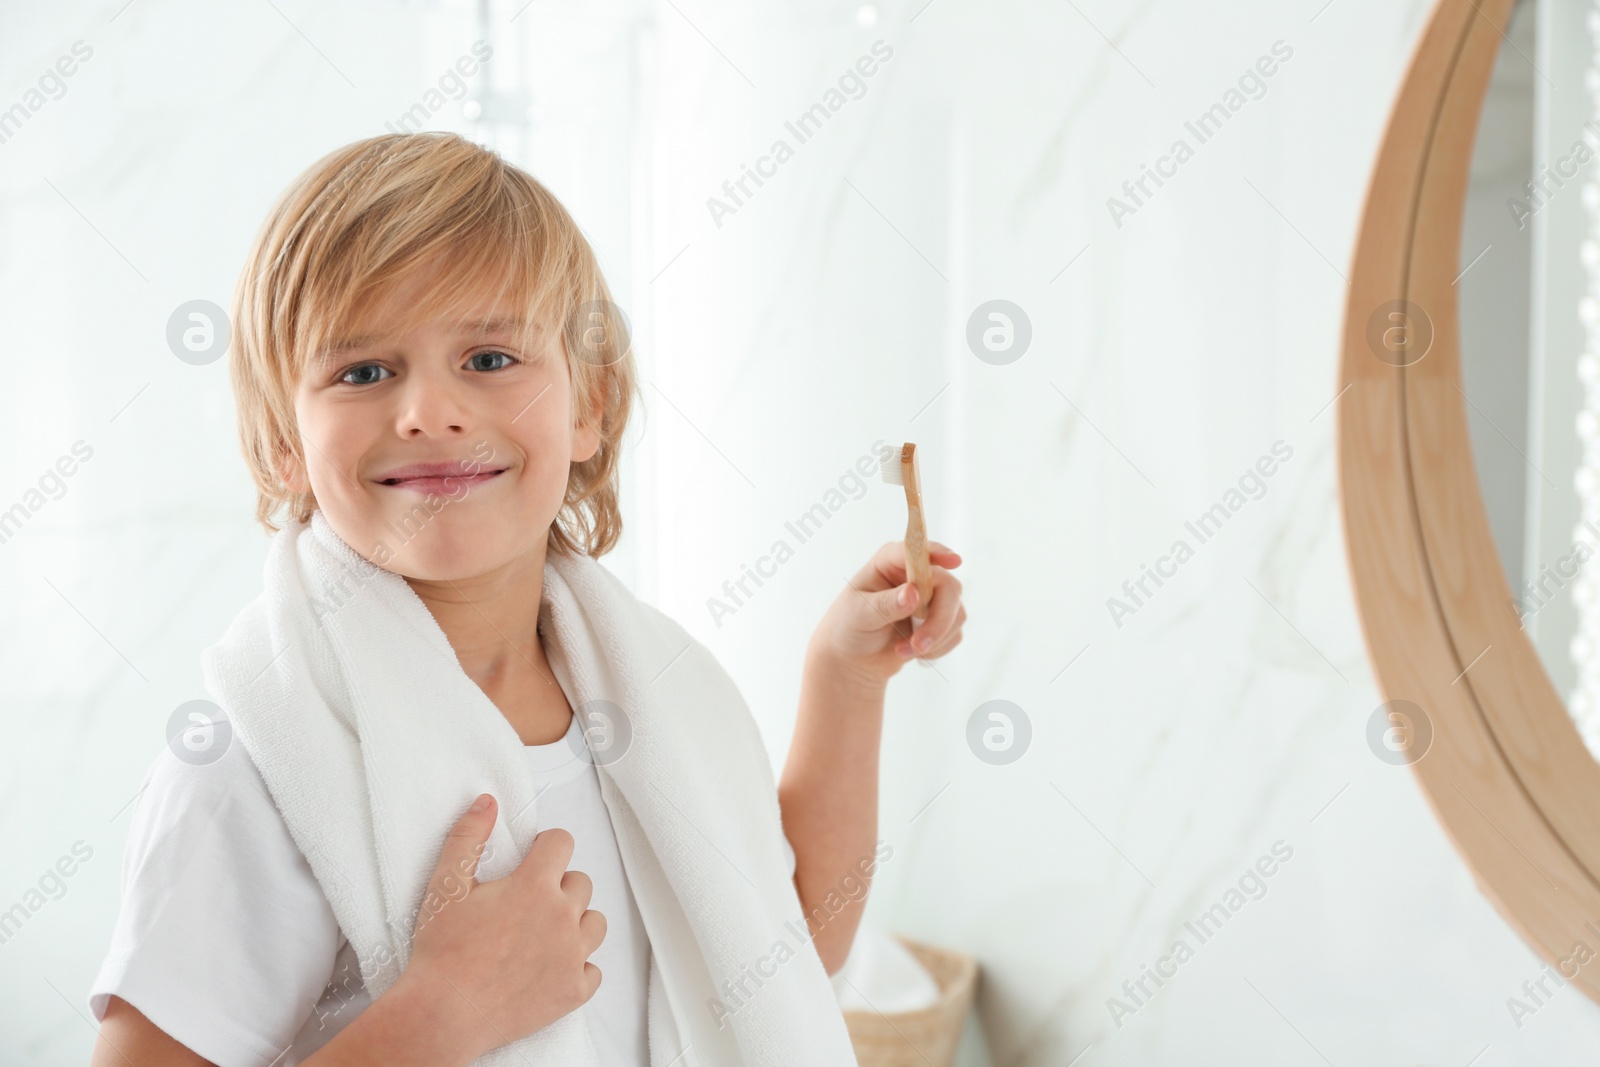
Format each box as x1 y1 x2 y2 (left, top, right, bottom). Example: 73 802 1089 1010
199 510 859 1066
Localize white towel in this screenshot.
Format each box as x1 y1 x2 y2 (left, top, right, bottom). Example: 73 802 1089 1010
200 511 860 1066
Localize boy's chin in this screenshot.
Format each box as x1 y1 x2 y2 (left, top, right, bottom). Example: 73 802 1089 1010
363 526 540 583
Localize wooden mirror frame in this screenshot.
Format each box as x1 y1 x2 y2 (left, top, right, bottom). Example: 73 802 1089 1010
1339 0 1600 1004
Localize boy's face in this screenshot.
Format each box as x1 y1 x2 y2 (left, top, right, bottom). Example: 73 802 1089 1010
279 263 601 581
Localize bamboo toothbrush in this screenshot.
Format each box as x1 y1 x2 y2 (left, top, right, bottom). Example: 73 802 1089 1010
880 442 933 623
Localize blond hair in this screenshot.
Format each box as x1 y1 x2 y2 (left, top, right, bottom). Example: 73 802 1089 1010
228 131 640 558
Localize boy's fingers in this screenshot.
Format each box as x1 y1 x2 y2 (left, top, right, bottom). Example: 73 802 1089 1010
848 542 960 611
858 581 920 629
844 546 903 597
917 627 965 660
428 793 497 901
906 574 963 654
915 604 968 658
518 825 576 881
859 540 948 587
859 541 909 586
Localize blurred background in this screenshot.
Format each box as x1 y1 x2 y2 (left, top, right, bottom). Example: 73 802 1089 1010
7 0 1600 1063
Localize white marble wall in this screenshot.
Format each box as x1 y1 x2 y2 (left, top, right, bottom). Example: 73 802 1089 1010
6 0 1600 1064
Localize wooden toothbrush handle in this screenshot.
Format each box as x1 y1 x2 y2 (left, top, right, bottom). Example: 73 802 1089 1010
905 505 933 622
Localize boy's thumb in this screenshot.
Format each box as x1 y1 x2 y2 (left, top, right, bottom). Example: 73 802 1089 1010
429 793 497 898
874 581 919 622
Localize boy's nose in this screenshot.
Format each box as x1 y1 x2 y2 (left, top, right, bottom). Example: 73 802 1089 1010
397 378 473 437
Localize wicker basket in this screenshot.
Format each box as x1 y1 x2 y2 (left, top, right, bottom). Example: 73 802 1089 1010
840 933 978 1067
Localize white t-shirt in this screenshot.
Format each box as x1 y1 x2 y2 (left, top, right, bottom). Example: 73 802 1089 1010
88 690 797 1066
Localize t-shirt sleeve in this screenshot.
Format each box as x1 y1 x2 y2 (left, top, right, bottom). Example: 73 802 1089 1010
88 733 344 1067
782 827 797 877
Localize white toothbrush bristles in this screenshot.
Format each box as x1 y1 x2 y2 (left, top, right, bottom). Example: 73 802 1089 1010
879 446 904 485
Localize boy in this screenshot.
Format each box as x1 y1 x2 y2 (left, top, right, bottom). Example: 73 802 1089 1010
88 131 965 1066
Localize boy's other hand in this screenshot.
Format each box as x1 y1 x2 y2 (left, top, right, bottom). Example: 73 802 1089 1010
810 540 965 687
393 795 606 1060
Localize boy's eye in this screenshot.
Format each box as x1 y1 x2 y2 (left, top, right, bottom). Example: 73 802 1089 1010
341 363 392 386
469 350 519 371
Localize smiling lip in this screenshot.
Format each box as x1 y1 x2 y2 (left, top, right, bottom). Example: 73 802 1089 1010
373 461 508 494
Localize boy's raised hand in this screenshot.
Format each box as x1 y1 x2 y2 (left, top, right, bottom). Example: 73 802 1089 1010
393 795 606 1060
809 539 965 686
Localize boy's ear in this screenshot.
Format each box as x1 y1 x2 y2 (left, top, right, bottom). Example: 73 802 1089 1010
571 389 604 464
276 448 310 494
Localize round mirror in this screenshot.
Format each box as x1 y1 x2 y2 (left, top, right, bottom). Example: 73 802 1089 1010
1340 0 1600 1008
1459 0 1600 749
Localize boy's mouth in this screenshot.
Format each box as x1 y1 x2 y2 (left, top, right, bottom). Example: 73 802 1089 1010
373 460 509 493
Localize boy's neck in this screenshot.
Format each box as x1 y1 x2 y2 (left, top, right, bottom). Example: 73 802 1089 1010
402 548 570 742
